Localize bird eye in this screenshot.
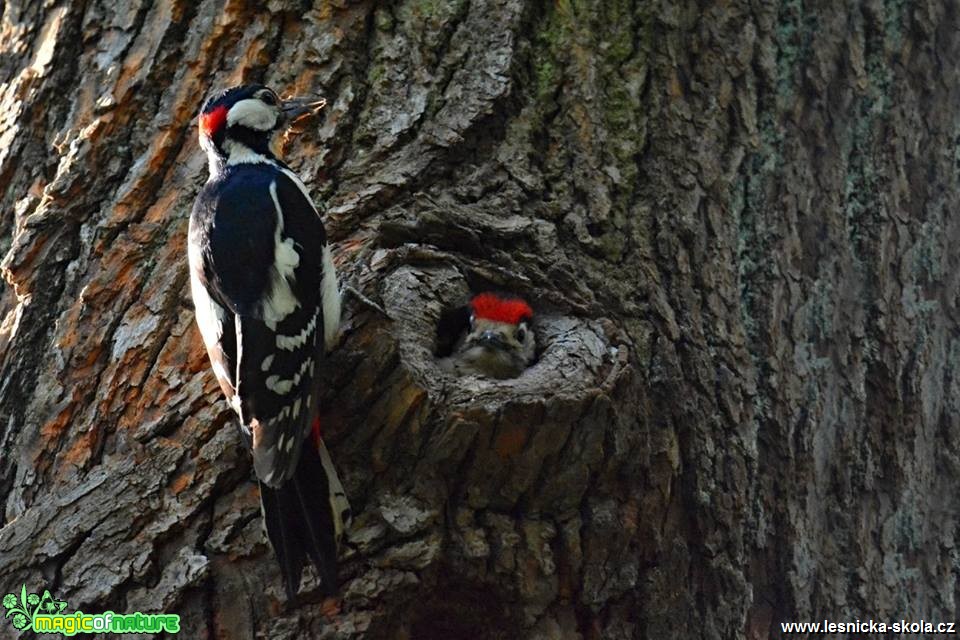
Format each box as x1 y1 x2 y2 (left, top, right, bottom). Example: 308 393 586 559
516 327 526 341
260 92 277 106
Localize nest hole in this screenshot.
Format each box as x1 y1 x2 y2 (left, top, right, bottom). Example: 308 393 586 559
382 265 618 395
434 303 472 358
433 293 542 379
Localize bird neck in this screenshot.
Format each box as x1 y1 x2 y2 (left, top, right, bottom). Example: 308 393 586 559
206 135 278 179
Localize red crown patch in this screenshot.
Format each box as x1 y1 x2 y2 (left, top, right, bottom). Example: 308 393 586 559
470 293 533 325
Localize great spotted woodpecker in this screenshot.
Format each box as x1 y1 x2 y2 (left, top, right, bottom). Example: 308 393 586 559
187 84 350 599
440 293 536 378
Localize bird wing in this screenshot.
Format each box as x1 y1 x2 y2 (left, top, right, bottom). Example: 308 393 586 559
192 165 329 486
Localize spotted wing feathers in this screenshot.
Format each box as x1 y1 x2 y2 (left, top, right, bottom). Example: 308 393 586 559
236 312 319 486
189 164 330 486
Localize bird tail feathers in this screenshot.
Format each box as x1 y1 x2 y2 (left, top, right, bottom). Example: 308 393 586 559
259 438 350 599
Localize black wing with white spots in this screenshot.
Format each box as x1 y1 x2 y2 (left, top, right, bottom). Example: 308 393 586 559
188 163 327 487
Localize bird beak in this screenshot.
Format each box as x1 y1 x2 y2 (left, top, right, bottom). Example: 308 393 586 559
477 330 509 351
281 95 327 124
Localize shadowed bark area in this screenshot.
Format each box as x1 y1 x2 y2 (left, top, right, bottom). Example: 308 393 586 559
1 1 959 638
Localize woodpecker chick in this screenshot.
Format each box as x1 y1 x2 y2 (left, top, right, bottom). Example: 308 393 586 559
188 83 349 601
442 293 535 379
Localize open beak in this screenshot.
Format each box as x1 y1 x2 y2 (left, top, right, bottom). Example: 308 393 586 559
281 95 327 124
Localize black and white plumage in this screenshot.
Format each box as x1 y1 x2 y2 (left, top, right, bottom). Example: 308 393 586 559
187 84 349 599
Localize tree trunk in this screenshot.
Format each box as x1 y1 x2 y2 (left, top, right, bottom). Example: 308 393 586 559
1 0 958 638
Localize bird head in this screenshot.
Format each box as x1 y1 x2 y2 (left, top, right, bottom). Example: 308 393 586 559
454 293 535 379
198 83 325 164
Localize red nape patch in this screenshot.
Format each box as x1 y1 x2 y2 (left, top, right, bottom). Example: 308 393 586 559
470 293 533 325
199 104 228 138
312 416 323 450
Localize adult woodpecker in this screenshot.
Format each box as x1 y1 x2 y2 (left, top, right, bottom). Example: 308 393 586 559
440 293 536 379
187 83 350 600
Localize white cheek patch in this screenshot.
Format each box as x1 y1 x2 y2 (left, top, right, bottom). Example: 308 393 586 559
227 98 278 131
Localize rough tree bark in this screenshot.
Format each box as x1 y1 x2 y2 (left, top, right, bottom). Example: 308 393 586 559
1 0 959 638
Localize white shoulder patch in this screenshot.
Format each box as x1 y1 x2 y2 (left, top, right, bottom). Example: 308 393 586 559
275 167 340 350
262 181 301 329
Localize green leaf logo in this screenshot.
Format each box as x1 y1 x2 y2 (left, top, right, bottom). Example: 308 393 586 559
1 585 59 633
37 590 67 615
